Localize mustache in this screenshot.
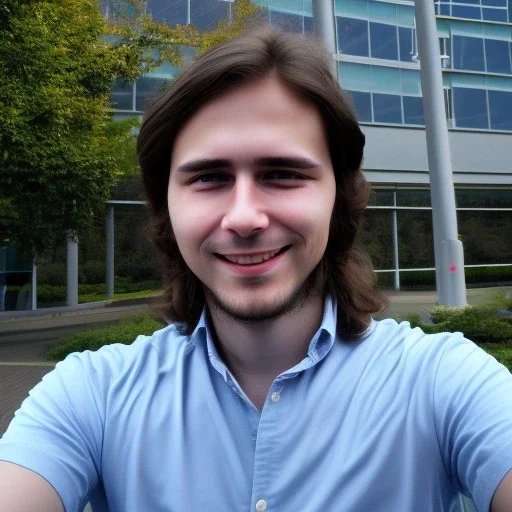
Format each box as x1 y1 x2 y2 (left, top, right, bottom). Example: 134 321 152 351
202 234 294 254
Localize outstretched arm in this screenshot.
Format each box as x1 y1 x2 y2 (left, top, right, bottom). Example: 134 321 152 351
491 470 512 512
0 461 64 512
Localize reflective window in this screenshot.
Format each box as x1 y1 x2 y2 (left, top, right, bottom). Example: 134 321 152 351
485 39 512 74
488 90 512 130
482 0 507 6
370 22 398 60
270 10 303 33
398 27 414 62
403 96 424 125
453 35 485 71
453 87 489 128
337 17 369 56
348 91 372 122
482 7 508 21
135 77 169 111
373 93 402 123
191 0 229 30
110 79 133 111
439 4 450 15
452 4 481 19
147 0 187 24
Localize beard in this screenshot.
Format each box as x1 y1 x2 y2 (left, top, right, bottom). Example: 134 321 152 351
204 262 324 324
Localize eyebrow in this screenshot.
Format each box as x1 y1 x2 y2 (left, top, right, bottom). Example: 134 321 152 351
175 156 321 173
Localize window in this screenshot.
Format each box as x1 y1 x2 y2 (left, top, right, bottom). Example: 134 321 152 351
453 87 489 128
370 22 398 60
337 17 369 56
304 16 313 33
373 93 402 124
439 37 451 68
444 88 454 121
483 8 508 21
191 0 229 30
452 4 481 19
270 11 303 33
348 91 372 122
147 0 188 24
110 79 134 111
488 90 512 130
135 77 169 112
398 27 416 62
485 39 512 74
453 35 485 71
402 97 424 125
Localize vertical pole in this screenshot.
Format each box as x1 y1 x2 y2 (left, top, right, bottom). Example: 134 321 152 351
392 191 400 291
187 0 191 25
312 0 338 78
106 205 115 299
413 0 466 306
67 234 79 306
31 261 37 310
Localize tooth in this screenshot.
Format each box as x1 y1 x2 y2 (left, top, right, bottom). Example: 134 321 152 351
239 256 251 264
252 254 263 264
262 253 271 261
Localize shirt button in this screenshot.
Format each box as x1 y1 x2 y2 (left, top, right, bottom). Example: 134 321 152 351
271 392 280 403
256 499 267 511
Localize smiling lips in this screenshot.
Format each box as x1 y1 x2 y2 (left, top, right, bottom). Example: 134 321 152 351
218 248 285 266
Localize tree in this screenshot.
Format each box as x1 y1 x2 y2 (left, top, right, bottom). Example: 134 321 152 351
0 0 262 259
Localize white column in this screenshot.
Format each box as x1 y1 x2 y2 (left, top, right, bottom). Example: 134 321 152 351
67 234 79 306
106 206 115 299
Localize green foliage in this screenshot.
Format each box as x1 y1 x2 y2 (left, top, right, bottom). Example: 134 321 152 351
397 292 512 344
45 312 165 361
480 343 512 371
0 0 146 256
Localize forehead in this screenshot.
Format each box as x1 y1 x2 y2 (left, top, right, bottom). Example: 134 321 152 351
170 75 330 168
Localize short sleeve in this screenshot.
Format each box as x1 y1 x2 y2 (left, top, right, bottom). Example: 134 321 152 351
433 334 512 512
0 351 107 512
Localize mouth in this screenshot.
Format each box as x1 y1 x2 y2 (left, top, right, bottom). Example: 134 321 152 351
215 246 290 266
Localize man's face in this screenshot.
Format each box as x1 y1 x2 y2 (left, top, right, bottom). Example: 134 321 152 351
168 75 336 321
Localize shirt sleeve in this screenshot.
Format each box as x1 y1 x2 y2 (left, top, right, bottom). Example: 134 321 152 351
433 334 512 512
0 351 107 512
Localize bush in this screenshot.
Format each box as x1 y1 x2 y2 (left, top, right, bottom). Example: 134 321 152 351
398 297 512 344
45 313 166 361
80 260 105 284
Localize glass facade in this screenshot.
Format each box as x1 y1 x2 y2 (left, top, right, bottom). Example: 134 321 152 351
108 0 512 132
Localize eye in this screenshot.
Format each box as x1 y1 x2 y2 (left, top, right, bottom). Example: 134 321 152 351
264 170 305 180
191 173 229 184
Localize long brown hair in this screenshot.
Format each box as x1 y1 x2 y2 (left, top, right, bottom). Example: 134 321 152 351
137 26 387 337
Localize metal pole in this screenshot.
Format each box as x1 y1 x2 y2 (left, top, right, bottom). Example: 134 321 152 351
413 0 466 306
312 0 338 78
106 205 115 299
67 234 79 306
187 0 191 25
392 191 400 291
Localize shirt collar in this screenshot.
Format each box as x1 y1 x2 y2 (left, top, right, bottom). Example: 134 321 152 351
190 296 338 379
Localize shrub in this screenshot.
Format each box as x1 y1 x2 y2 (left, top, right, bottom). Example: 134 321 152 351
45 313 166 361
80 260 105 284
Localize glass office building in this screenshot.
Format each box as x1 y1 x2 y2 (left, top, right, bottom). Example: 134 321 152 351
107 0 512 288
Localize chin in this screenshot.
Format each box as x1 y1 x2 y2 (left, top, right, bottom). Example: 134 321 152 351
205 284 313 324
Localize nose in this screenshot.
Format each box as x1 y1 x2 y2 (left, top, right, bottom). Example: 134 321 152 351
221 176 269 237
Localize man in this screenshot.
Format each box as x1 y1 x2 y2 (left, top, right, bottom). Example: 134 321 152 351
1 27 511 512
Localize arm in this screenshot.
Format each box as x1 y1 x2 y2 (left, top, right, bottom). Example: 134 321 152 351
0 461 64 512
491 470 512 512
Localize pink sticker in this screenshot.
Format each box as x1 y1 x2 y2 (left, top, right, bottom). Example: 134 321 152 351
449 265 457 272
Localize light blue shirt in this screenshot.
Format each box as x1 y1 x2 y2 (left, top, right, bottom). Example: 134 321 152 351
1 297 512 512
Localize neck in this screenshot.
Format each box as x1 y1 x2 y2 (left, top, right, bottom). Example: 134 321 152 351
208 294 325 410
